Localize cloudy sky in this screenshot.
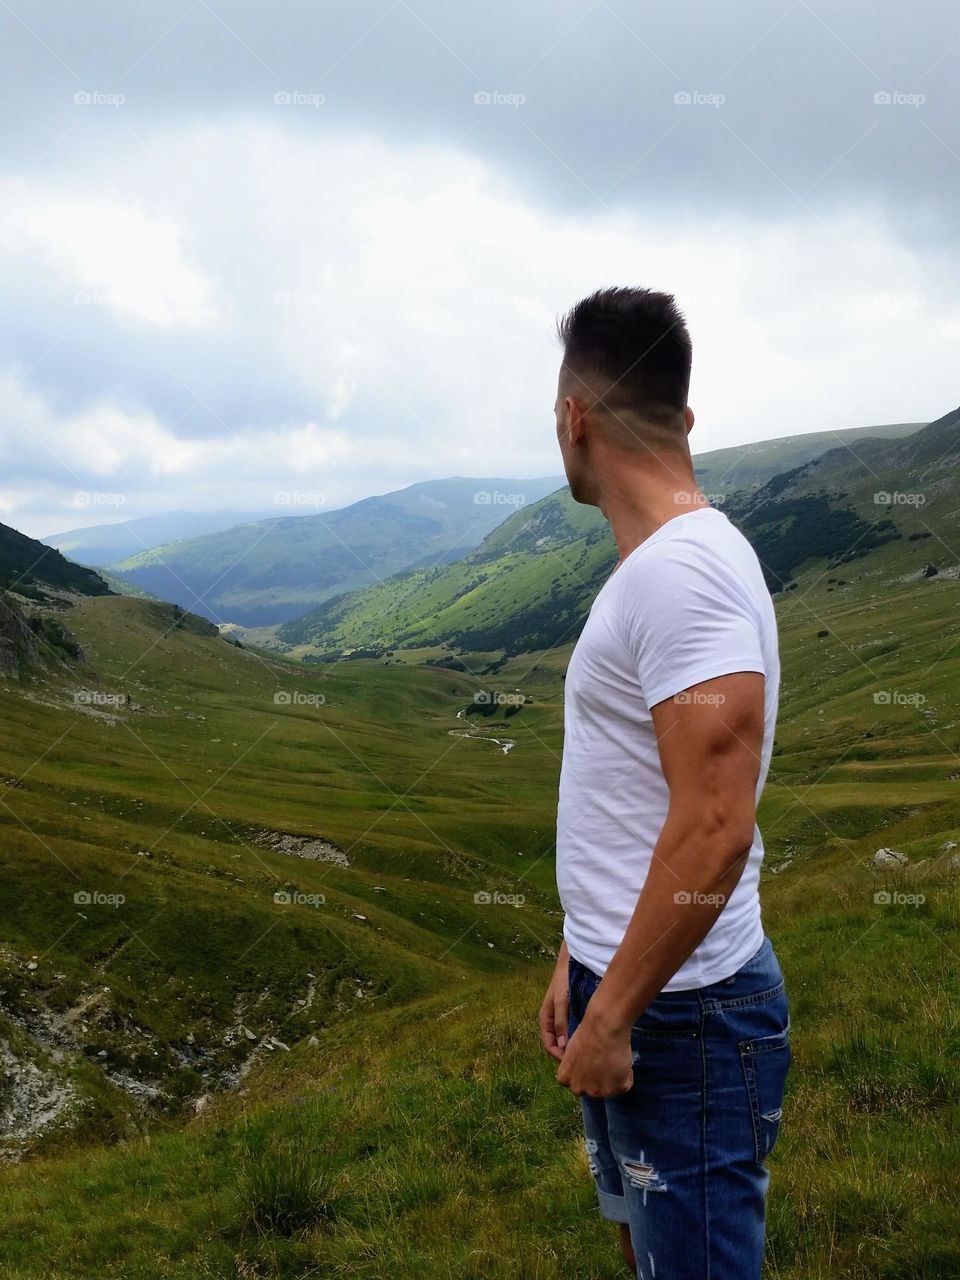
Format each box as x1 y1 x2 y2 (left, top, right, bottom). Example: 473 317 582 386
1 0 958 537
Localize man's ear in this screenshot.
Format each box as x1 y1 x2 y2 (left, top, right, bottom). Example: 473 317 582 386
683 405 695 435
565 394 589 445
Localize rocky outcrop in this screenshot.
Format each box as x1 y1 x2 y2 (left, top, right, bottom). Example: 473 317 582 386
0 595 39 678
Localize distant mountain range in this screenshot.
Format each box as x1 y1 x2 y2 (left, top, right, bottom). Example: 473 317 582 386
277 412 956 659
41 510 277 568
45 420 920 634
104 477 566 627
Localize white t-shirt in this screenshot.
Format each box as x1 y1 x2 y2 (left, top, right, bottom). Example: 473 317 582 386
556 504 779 990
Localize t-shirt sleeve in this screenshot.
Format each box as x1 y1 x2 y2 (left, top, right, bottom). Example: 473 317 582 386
619 542 767 709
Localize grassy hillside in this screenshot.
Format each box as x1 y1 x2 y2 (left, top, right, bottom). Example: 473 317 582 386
280 413 954 660
42 511 276 570
0 522 110 600
0 592 564 1161
278 487 614 658
0 521 112 679
693 419 922 496
727 404 960 591
109 477 565 629
0 554 957 1276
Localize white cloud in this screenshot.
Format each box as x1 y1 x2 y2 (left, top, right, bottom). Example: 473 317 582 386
1 120 958 536
0 180 220 328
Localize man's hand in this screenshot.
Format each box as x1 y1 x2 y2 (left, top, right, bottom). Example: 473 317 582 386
539 940 570 1063
556 1010 633 1097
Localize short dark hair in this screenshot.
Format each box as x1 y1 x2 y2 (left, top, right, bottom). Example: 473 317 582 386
557 287 692 426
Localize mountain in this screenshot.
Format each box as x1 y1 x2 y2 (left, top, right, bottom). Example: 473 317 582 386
726 403 960 590
107 476 565 627
693 420 923 496
41 510 276 568
1 521 111 599
94 425 922 633
0 521 112 677
279 413 957 659
278 487 612 657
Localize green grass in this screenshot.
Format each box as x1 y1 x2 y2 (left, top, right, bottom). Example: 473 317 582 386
0 525 958 1275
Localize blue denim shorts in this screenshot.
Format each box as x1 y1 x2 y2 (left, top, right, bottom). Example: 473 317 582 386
568 936 791 1280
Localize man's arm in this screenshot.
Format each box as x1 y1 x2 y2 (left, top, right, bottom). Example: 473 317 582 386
556 670 764 1096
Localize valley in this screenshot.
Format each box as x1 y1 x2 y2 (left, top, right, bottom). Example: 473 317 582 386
0 408 958 1277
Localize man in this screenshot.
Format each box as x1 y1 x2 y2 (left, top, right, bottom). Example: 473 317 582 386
539 287 791 1279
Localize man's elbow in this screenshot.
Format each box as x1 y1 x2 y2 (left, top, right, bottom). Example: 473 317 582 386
696 801 756 874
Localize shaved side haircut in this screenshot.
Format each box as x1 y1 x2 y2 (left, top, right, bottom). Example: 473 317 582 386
557 287 693 454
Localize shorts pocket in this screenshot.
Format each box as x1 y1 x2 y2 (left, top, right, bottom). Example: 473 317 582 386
739 1028 791 1162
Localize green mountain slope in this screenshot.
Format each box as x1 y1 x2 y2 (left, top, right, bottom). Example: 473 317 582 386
0 590 564 1163
0 522 110 599
42 509 275 568
728 404 960 590
108 476 565 628
0 522 112 678
0 532 958 1277
278 487 614 656
694 419 922 496
280 414 955 659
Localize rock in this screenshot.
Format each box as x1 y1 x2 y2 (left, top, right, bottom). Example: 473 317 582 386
307 1035 320 1047
26 961 37 971
241 1025 257 1042
872 848 908 868
770 859 793 875
948 854 960 874
942 840 957 851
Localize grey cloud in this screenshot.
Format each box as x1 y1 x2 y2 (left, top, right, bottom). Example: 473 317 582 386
1 0 958 236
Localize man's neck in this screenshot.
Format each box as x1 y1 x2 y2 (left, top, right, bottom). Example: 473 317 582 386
594 450 706 565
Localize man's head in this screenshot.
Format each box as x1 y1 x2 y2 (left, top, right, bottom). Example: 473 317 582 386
555 287 694 504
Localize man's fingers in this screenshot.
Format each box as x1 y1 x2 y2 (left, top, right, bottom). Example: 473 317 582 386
538 997 565 1062
555 994 569 1051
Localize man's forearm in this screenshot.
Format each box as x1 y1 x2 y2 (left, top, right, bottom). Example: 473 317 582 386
584 807 753 1035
